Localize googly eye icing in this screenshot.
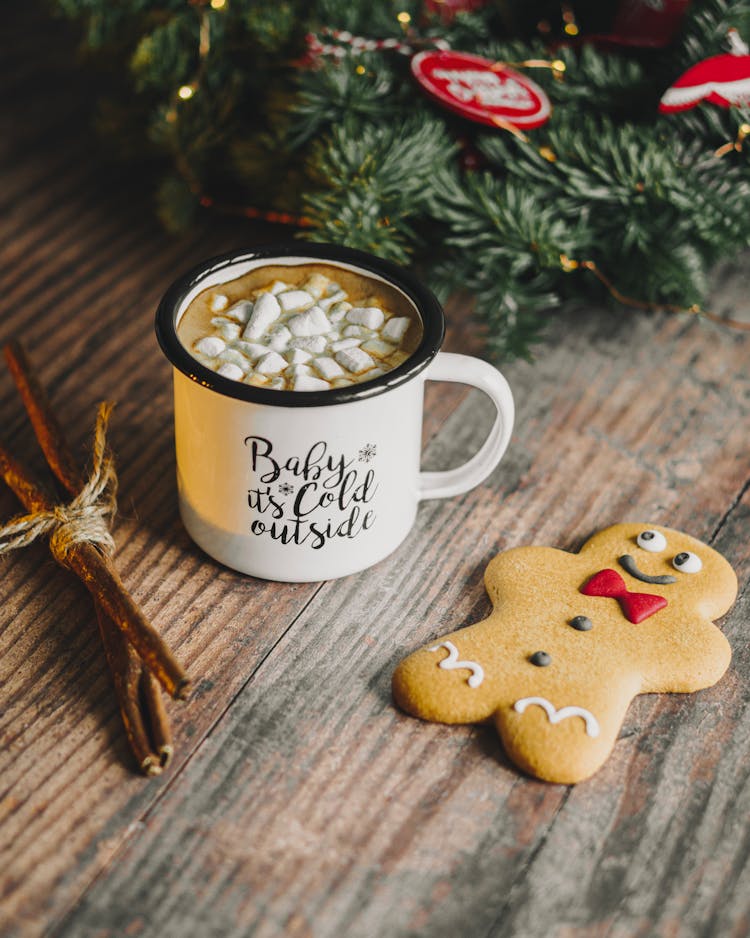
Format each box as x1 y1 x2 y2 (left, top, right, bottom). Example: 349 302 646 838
672 551 702 574
637 530 667 552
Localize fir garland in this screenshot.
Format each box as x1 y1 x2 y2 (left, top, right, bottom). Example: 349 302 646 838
54 0 750 359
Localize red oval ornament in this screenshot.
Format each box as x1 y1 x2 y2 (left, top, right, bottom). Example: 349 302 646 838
411 50 551 130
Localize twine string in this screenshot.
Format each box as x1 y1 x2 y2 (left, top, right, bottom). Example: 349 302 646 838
0 403 118 563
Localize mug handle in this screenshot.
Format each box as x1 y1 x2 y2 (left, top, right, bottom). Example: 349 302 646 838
418 352 515 501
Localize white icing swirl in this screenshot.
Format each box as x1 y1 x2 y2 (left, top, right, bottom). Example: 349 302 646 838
428 640 484 688
513 696 600 738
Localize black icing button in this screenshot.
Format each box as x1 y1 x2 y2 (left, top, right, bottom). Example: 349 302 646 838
530 651 552 667
570 615 593 631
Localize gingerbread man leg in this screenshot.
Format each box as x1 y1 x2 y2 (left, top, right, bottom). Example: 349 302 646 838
491 672 641 784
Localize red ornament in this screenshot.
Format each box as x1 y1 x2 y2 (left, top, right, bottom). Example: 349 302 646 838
411 51 551 130
609 0 692 49
660 29 750 112
423 0 491 24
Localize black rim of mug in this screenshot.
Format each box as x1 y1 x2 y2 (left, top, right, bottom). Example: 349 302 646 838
155 242 446 408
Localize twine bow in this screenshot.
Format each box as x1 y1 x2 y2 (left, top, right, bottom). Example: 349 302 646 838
0 403 118 563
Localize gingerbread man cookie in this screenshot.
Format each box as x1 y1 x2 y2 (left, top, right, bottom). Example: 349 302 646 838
392 524 737 784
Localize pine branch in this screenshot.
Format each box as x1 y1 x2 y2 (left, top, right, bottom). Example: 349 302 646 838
302 116 456 260
51 0 750 361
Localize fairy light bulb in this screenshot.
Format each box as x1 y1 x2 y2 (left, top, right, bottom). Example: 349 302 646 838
397 11 411 25
562 4 578 36
560 254 579 272
210 0 226 7
178 85 195 100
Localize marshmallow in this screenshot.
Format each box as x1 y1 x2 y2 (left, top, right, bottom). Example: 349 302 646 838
195 336 226 357
267 324 292 352
248 374 269 387
243 292 281 339
361 338 394 359
293 375 331 392
286 363 313 378
278 290 314 313
289 336 327 354
347 306 384 329
209 294 229 312
382 316 411 343
343 324 368 338
318 289 347 311
218 322 241 341
328 302 352 322
286 348 313 364
301 273 330 299
287 305 330 336
232 340 268 361
226 300 253 323
255 351 288 375
330 337 362 352
219 348 249 369
332 378 355 388
216 362 244 381
267 377 286 390
268 280 291 294
335 347 375 374
313 356 345 380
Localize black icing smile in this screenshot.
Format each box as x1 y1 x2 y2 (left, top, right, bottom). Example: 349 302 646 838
618 554 676 585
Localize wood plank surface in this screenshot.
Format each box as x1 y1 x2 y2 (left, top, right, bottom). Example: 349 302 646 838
1 6 749 938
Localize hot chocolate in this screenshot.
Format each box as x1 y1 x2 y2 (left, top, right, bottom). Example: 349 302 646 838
177 262 423 392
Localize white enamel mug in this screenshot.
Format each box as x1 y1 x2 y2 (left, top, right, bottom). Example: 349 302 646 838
156 244 514 582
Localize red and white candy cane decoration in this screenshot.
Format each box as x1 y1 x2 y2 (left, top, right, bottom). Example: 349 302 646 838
305 28 450 61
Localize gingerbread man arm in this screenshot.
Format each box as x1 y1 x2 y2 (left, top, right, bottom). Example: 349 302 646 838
392 619 500 725
636 613 732 693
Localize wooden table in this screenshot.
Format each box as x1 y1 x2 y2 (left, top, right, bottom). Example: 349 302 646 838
2 8 749 937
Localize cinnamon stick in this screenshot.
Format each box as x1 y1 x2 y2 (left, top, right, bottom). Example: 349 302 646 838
0 445 190 700
141 669 173 768
95 602 162 776
4 339 177 769
0 444 190 700
4 340 84 493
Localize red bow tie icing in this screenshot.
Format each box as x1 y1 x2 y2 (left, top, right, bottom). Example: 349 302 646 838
580 569 667 623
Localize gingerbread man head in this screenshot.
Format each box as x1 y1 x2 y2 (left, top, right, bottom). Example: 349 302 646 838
392 523 737 784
